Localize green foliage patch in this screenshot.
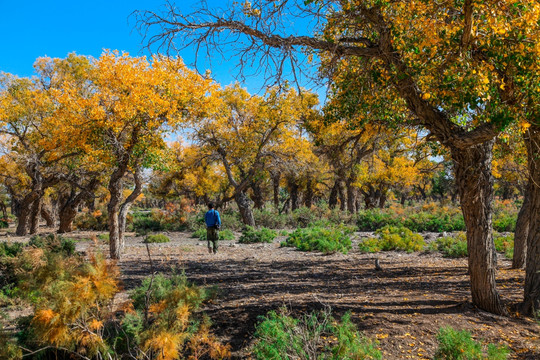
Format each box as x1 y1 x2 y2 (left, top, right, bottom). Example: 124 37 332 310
251 308 381 360
239 226 277 244
358 226 425 253
429 232 468 258
434 327 510 360
281 226 352 254
143 234 171 243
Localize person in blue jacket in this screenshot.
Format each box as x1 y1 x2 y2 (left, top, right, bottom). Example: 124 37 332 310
204 202 221 254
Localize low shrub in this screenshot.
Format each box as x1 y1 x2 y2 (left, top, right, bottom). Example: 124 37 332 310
0 219 8 229
358 226 425 253
98 233 109 242
28 234 76 256
252 307 381 360
429 232 468 258
254 208 288 229
0 242 24 258
493 233 514 260
434 327 510 360
239 226 277 244
143 234 170 243
282 226 352 254
493 213 517 232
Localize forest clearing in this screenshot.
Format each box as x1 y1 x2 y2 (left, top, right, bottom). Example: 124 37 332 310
3 0 540 359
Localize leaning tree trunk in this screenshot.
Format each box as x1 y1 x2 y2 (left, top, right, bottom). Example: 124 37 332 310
16 192 39 236
523 124 540 314
338 181 346 211
108 169 125 260
41 206 55 227
513 184 530 269
250 181 264 210
451 140 506 315
118 169 143 250
235 190 255 227
29 198 42 235
58 204 78 234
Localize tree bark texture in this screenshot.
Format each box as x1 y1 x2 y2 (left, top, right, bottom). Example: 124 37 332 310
304 178 313 208
346 180 357 213
41 206 55 227
250 181 264 209
272 172 280 209
108 169 125 260
523 124 540 314
451 140 506 315
329 181 339 209
235 191 255 226
288 178 300 211
513 184 530 269
15 192 39 236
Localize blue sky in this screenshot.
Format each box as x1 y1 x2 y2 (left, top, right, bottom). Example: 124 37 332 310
0 0 323 97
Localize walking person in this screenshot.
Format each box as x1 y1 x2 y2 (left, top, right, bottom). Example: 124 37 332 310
204 202 221 254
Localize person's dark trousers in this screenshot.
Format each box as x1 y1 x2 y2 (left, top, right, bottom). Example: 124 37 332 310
207 227 219 253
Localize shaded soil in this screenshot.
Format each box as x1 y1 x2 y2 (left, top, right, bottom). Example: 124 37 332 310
2 229 539 359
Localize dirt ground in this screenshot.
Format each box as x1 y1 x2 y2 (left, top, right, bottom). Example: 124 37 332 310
2 229 540 359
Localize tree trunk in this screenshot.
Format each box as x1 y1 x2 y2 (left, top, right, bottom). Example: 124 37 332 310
15 194 36 236
451 140 506 315
288 177 300 211
118 169 143 250
272 172 280 209
41 206 54 227
58 205 78 234
108 172 124 260
250 181 264 209
329 181 339 209
304 178 313 208
346 181 356 213
29 198 42 235
523 124 540 314
338 181 346 211
513 184 530 269
235 190 255 226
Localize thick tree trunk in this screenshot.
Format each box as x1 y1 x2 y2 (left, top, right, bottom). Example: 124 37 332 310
513 184 530 269
329 181 339 209
29 198 42 235
287 178 300 211
451 140 506 315
41 206 54 227
304 178 313 208
338 181 346 211
16 192 39 236
346 181 356 213
250 181 264 209
235 190 255 226
523 124 540 314
58 206 78 234
272 172 280 209
118 169 143 250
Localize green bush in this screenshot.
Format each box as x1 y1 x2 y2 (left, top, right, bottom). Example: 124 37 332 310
0 242 24 258
282 226 352 254
493 233 514 260
132 211 164 234
192 228 235 241
358 226 425 253
0 219 8 229
98 233 109 242
493 213 517 232
28 234 76 256
434 327 510 360
429 233 468 258
143 234 170 243
252 308 381 360
239 226 277 244
254 208 288 229
355 204 466 232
